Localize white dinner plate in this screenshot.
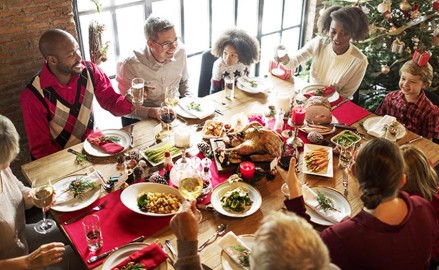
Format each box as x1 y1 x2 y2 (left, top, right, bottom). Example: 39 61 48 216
220 234 254 270
176 97 215 119
101 243 167 270
290 116 338 135
301 84 340 103
83 129 130 157
237 77 271 94
120 183 183 216
211 182 262 218
363 116 406 140
307 187 351 226
51 175 100 212
302 144 333 178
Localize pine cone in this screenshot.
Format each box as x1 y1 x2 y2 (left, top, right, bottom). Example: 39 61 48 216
149 173 168 185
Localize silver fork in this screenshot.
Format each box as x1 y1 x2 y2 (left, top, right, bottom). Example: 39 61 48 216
63 200 108 225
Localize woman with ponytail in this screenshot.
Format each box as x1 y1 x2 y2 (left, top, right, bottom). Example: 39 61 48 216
278 138 438 270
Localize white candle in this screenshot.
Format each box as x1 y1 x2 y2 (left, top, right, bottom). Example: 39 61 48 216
276 93 291 113
174 126 191 148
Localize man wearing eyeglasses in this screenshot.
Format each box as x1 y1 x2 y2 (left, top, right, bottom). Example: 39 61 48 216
116 14 191 126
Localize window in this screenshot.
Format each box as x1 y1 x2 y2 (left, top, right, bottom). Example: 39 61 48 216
74 0 307 95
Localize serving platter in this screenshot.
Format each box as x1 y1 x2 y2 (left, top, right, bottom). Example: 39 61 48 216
210 182 262 218
140 140 182 166
120 183 183 216
83 129 130 157
302 144 333 178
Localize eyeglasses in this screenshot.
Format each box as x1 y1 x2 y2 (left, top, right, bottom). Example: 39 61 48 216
151 37 180 50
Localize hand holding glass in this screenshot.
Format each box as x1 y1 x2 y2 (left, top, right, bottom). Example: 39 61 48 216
178 172 203 223
272 45 287 76
31 179 56 234
130 78 145 105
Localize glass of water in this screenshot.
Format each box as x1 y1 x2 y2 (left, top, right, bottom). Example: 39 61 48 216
82 215 103 251
224 74 235 100
131 78 145 105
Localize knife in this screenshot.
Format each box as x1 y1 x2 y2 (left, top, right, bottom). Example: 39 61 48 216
87 235 145 263
403 136 423 145
129 124 134 148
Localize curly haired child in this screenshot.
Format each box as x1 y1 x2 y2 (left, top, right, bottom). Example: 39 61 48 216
210 28 260 94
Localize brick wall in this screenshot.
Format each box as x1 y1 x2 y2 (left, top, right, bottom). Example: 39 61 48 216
0 0 76 182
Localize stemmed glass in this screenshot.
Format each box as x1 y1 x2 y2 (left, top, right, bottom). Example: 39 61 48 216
272 45 287 76
159 102 176 141
178 169 204 223
287 105 306 148
165 86 179 108
31 179 56 234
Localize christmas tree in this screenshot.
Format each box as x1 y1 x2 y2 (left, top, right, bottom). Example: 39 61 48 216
321 0 439 111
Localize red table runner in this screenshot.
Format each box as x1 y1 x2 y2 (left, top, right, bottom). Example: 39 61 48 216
60 190 171 269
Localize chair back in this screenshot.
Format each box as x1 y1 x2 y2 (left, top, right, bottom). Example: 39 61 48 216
198 49 218 97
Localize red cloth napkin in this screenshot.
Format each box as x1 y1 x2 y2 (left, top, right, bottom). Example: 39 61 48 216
87 129 124 154
111 243 167 270
61 190 171 269
332 101 371 126
303 86 335 99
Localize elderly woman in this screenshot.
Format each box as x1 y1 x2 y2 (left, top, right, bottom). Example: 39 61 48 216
210 28 260 94
278 6 369 100
279 138 438 269
0 115 84 270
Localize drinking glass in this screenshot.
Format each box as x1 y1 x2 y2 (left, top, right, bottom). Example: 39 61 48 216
159 102 176 141
130 78 145 105
224 74 235 100
82 215 103 251
173 124 192 164
165 85 179 108
272 45 287 76
338 143 356 169
31 179 56 234
178 169 203 223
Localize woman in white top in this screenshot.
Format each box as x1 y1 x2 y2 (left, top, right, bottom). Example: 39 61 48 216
0 115 84 270
279 6 369 100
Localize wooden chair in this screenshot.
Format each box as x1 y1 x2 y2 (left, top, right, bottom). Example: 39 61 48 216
197 49 218 97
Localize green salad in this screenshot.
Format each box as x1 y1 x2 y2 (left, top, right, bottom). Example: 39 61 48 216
220 187 253 213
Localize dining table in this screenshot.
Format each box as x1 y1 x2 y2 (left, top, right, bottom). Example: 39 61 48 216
21 75 439 270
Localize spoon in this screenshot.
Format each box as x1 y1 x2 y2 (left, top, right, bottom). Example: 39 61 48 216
198 223 228 252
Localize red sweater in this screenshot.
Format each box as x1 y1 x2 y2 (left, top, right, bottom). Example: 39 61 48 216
285 192 438 270
21 61 133 159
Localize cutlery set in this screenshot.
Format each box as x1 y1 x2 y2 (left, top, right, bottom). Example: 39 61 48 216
87 235 145 263
63 200 108 225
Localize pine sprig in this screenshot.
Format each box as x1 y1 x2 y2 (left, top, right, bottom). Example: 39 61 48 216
68 177 96 199
316 190 340 212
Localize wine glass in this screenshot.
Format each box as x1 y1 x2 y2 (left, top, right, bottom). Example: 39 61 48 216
31 179 56 234
178 170 204 223
165 85 179 108
159 102 176 141
287 105 306 148
272 45 287 76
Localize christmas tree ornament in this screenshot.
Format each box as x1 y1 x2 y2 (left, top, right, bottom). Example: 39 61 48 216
391 38 406 53
434 1 439 11
412 49 432 66
377 1 391 13
381 65 391 74
400 0 411 11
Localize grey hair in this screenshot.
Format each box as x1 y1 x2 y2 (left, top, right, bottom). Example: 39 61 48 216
0 115 20 165
251 212 330 270
144 14 175 41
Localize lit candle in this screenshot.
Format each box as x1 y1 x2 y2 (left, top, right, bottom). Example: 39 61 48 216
240 161 256 180
291 106 306 126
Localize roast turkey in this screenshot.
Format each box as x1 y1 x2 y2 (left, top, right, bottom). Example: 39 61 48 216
222 122 283 163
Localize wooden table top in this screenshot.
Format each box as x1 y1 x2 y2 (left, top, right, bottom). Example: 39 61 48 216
21 75 439 270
